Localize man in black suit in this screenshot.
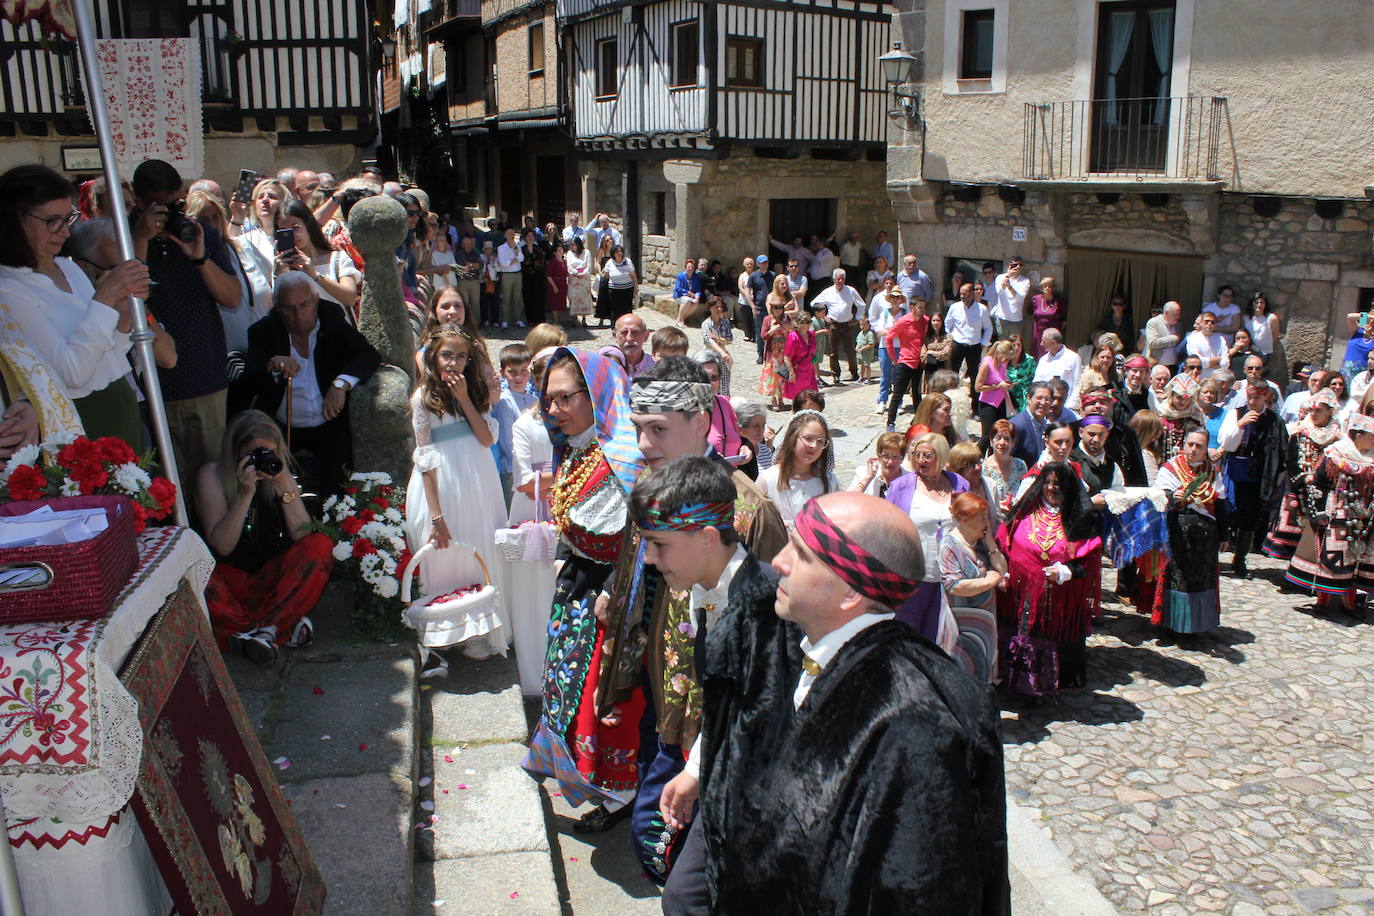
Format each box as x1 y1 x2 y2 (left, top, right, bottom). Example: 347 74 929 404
239 272 381 496
1007 380 1056 467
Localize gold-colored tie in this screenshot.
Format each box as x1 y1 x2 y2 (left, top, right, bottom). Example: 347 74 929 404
801 655 823 676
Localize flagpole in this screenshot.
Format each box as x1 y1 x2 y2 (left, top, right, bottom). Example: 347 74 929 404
72 0 188 526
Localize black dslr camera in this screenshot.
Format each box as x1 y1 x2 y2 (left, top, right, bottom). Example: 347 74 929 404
245 447 284 477
162 201 200 244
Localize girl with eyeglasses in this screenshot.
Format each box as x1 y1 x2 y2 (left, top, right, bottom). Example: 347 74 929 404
0 163 149 444
756 409 837 526
405 323 511 673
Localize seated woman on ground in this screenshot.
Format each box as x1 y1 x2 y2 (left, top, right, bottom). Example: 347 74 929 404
198 409 335 664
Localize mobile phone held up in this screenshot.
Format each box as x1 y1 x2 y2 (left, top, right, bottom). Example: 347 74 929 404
236 169 260 203
275 228 296 255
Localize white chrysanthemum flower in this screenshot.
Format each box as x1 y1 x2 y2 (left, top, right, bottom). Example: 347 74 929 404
375 577 399 599
59 478 82 497
112 462 152 495
40 433 76 451
1 443 41 482
384 508 402 524
323 495 339 513
332 541 352 562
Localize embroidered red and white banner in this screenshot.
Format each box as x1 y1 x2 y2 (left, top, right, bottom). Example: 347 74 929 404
88 38 204 182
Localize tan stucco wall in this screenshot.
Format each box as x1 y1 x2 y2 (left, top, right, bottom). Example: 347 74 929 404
917 0 1374 198
492 4 559 113
0 133 362 189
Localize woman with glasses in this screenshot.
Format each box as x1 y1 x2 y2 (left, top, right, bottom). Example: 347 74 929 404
756 410 838 526
522 347 646 826
849 430 907 498
0 164 149 443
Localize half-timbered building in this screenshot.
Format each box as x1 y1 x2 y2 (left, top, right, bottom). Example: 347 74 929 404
0 0 378 181
559 0 895 285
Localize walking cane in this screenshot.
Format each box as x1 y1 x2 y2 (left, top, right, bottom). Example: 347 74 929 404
284 368 293 454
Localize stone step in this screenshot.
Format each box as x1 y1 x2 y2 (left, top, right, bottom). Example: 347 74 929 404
228 582 421 916
411 652 560 914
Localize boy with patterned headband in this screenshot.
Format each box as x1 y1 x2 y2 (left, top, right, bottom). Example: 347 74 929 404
592 357 785 879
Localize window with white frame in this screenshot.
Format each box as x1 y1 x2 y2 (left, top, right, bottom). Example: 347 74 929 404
943 0 1008 94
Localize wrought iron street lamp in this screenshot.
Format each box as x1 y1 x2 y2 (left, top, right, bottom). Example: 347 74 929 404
878 41 921 125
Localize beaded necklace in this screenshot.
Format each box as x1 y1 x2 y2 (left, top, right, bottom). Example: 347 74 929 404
550 441 604 534
1026 505 1065 562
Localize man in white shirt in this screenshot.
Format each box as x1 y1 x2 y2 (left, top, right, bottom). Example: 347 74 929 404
561 212 586 245
1141 301 1183 370
1032 328 1082 392
1279 368 1327 424
806 240 838 304
813 269 865 383
991 256 1031 341
945 282 994 395
244 273 381 496
586 213 621 255
1184 312 1227 379
867 281 908 413
494 227 524 329
1202 285 1242 342
838 231 865 280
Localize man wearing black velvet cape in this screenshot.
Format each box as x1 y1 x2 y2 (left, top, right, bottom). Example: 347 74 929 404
666 491 1009 915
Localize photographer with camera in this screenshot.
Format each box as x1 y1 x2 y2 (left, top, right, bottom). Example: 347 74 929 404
238 272 381 497
131 158 242 496
198 407 334 664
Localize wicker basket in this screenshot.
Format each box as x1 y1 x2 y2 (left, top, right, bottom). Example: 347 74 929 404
494 468 557 562
0 495 139 623
400 542 502 630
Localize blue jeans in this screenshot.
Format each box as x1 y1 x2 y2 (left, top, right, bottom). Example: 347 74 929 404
878 343 899 404
754 304 768 360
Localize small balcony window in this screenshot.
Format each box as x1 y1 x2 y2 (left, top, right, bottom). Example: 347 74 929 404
595 37 618 99
725 37 764 88
670 21 699 89
960 9 994 80
528 21 544 76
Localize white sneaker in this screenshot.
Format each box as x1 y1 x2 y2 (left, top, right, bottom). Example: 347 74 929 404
516 321 527 328
461 640 492 661
501 322 509 329
873 404 886 415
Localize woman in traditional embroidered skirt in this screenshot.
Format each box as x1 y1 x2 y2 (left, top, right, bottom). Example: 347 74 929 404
1263 388 1341 561
521 347 647 810
997 461 1103 696
1152 426 1226 633
1285 416 1374 612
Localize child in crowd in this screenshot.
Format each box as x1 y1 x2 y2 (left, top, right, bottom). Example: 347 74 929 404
494 343 535 506
790 388 836 476
808 304 832 385
651 325 690 359
756 409 839 526
856 316 877 383
406 324 512 675
701 296 735 397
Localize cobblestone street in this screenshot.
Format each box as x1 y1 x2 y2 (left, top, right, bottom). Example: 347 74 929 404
488 308 1374 915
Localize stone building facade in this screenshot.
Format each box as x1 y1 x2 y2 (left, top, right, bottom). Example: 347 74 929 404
888 0 1374 368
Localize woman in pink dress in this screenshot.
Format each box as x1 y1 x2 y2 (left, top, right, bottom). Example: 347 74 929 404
1029 277 1066 358
783 313 819 400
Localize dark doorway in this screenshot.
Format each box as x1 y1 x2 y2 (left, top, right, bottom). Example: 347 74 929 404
1092 1 1174 173
769 198 836 250
535 155 565 228
499 146 522 224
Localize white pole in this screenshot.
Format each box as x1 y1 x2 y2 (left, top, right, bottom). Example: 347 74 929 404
71 0 189 526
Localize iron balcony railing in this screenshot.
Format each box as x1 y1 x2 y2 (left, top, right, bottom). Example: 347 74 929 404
1022 96 1226 182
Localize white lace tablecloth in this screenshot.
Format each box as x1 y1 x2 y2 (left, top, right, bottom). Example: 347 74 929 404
2 526 213 913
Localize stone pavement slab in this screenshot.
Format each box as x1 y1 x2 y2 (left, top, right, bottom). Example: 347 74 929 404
428 654 529 746
413 852 561 914
266 655 417 782
282 772 415 916
430 743 550 859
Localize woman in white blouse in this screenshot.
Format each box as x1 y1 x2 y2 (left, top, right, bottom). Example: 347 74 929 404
600 244 638 322
757 410 839 526
0 164 149 443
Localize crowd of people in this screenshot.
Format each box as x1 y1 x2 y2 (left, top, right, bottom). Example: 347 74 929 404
11 152 1374 910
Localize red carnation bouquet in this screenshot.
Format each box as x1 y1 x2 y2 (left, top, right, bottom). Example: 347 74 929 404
0 435 177 533
311 471 413 640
